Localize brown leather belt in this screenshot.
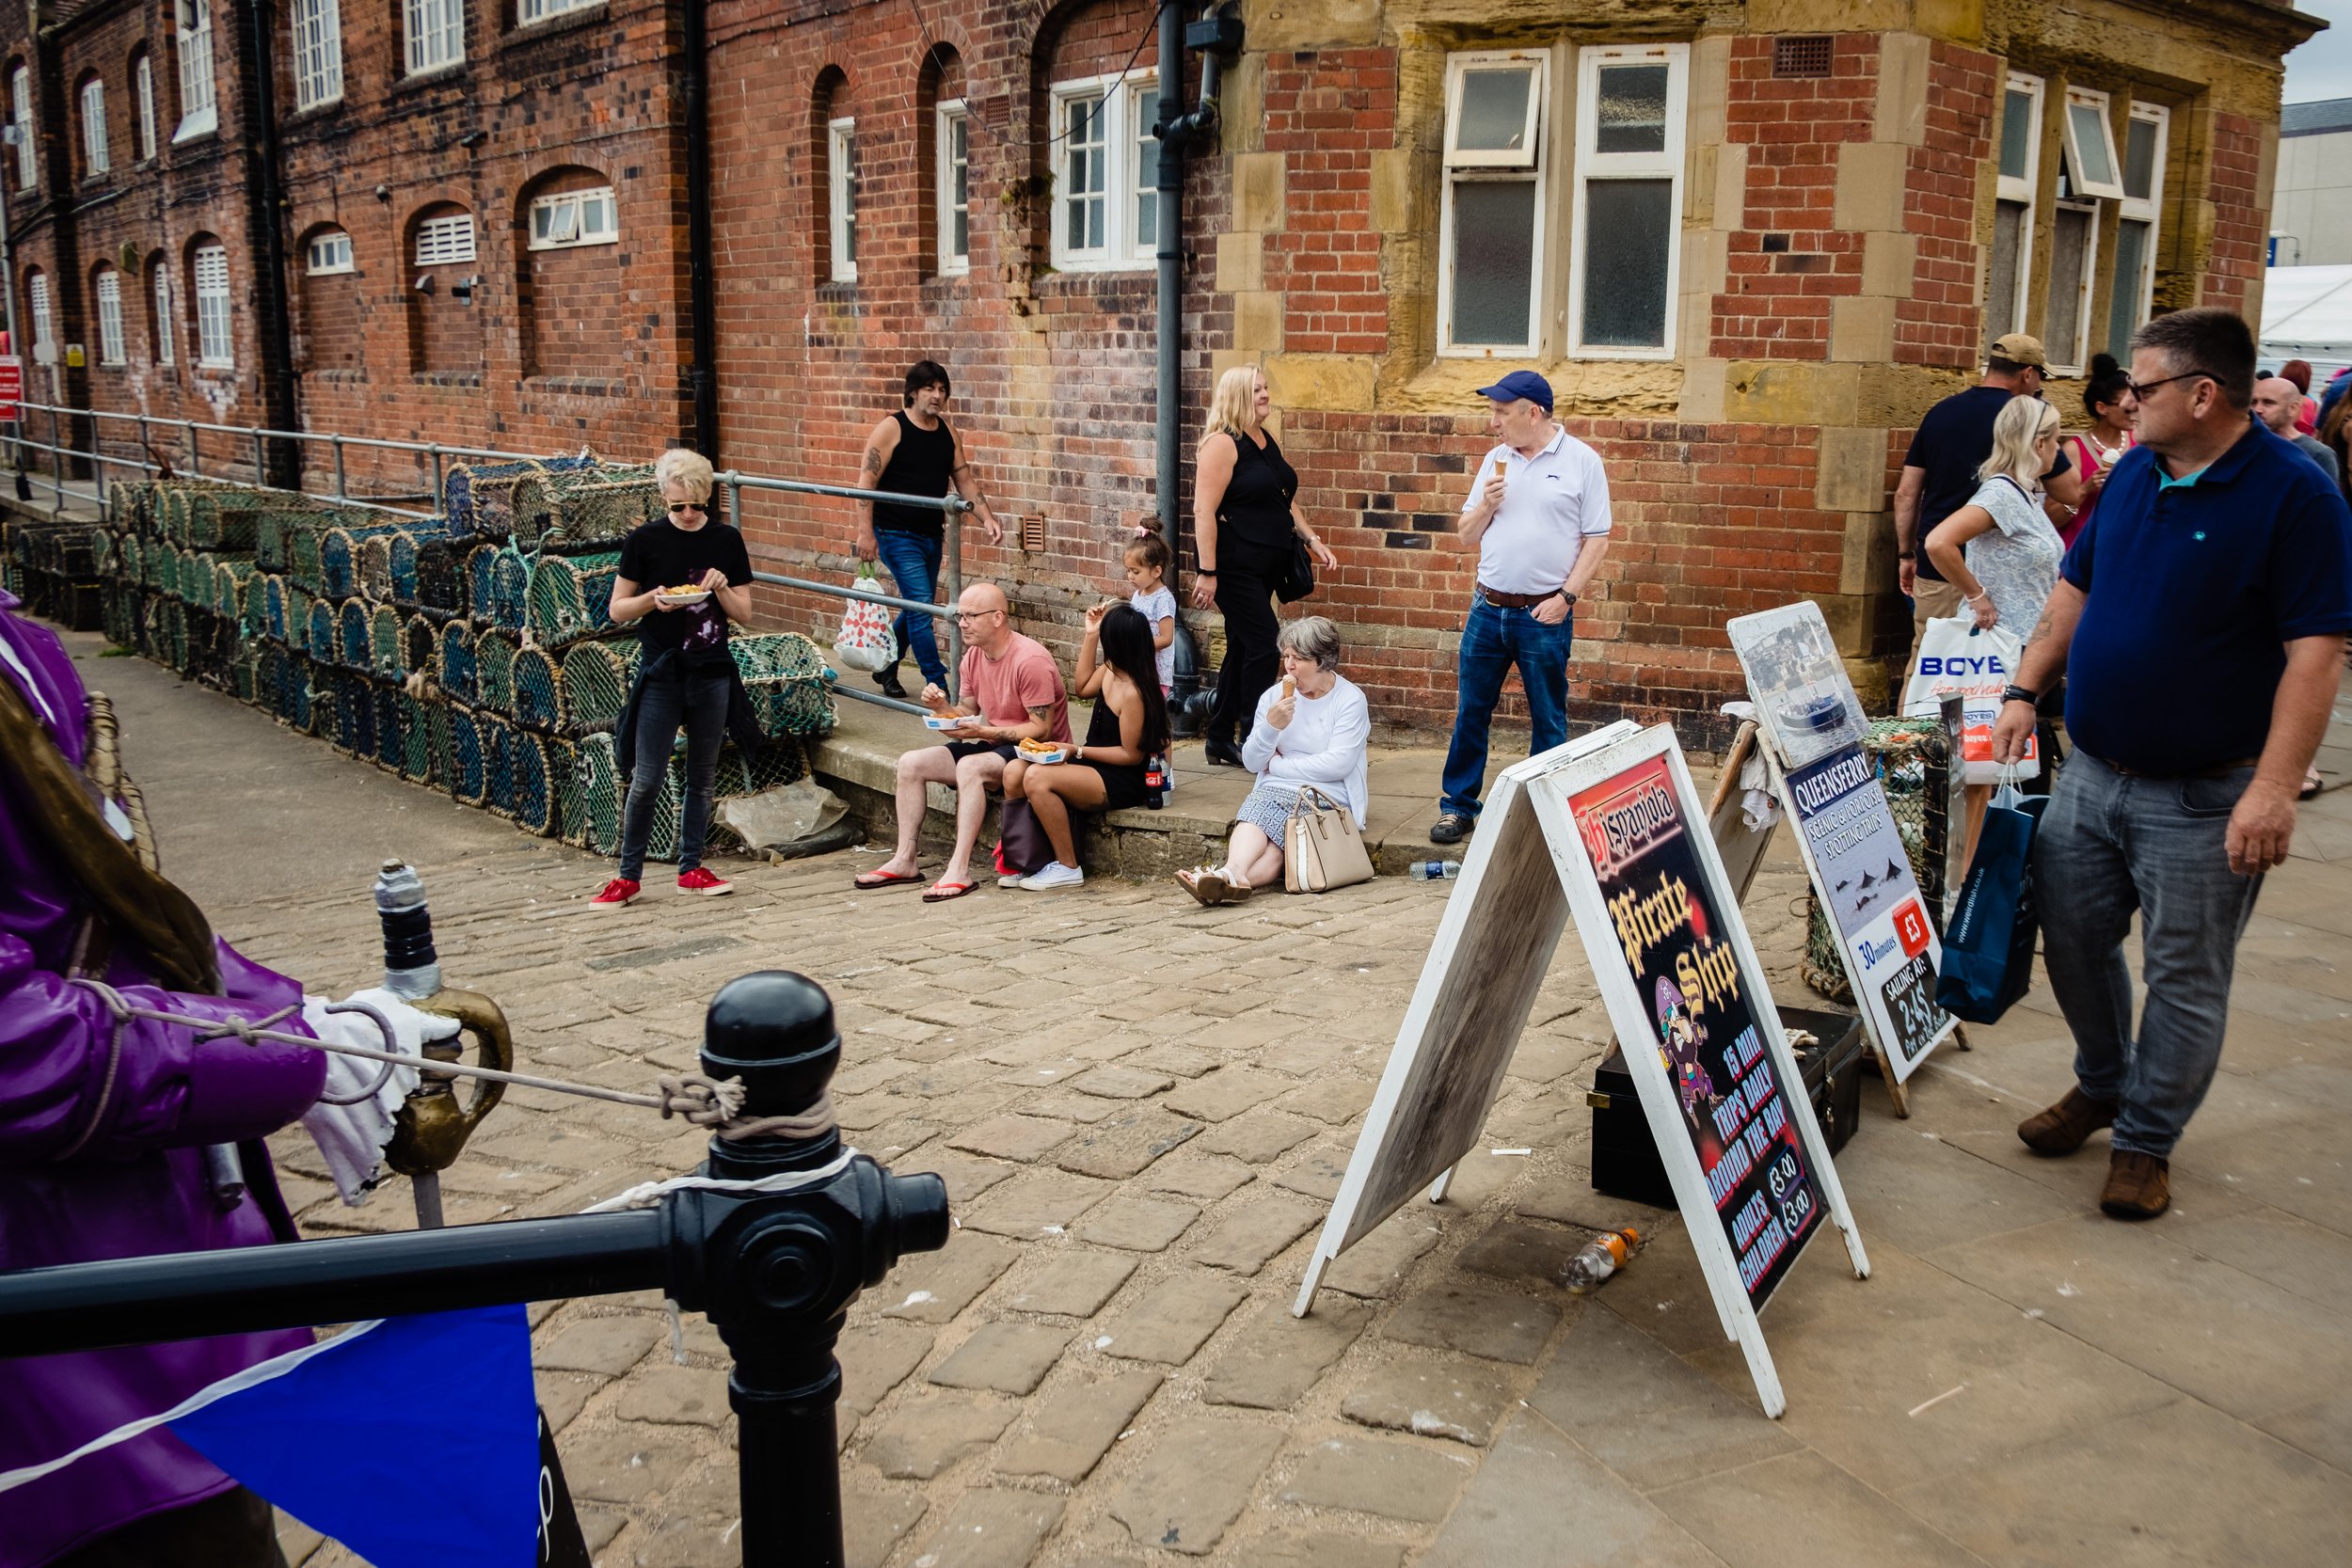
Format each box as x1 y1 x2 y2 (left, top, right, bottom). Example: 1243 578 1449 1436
1478 587 1563 610
2096 754 2259 780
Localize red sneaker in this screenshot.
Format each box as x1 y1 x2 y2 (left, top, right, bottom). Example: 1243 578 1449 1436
676 866 734 896
589 877 641 909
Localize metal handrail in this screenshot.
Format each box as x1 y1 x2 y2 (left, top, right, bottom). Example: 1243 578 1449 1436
5 400 977 709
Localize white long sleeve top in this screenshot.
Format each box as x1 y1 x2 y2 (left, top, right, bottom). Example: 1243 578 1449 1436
1242 673 1372 829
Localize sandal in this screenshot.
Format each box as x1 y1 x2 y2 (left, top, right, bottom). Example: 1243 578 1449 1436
854 868 926 890
1175 866 1228 907
920 879 977 903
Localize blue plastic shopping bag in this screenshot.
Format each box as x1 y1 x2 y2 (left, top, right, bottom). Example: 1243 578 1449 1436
1934 783 2049 1022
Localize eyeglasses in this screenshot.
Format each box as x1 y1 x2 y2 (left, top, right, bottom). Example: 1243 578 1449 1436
953 610 1003 623
2123 371 2217 402
667 501 706 516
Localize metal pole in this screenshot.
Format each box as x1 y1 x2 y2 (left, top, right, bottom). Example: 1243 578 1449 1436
944 509 963 702
252 427 265 488
1154 0 1185 551
332 433 346 500
427 442 444 515
48 404 61 517
184 420 197 480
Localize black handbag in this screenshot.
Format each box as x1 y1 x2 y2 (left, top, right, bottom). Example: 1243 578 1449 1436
1275 531 1315 603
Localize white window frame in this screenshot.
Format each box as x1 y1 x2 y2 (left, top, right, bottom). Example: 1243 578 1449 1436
935 100 970 276
27 272 54 363
193 245 232 367
517 0 596 23
152 265 175 364
1437 50 1547 357
1046 70 1157 272
291 0 343 111
2108 99 2169 359
2045 199 2099 375
412 212 476 266
95 271 125 364
404 0 463 78
79 78 108 176
1991 71 2042 344
1568 42 1688 360
1132 79 1160 257
175 0 217 141
135 54 155 160
12 65 37 189
528 185 617 250
2059 85 2126 203
828 116 857 282
306 230 353 274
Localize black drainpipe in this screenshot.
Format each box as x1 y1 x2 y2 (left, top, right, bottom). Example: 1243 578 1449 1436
241 0 300 486
682 0 719 457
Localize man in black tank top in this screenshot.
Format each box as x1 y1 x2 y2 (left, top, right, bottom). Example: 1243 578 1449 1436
856 360 1008 698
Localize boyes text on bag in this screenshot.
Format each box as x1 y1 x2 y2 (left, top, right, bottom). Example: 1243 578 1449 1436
1902 618 2037 784
834 562 899 673
1936 781 2049 1022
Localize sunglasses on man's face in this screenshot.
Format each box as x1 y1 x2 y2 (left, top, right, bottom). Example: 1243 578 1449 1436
2123 371 2217 402
667 501 706 516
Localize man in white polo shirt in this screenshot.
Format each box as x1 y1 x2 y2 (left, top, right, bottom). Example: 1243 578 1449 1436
1431 370 1613 845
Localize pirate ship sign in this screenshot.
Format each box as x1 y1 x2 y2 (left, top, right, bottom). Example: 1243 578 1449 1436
1296 722 1867 1418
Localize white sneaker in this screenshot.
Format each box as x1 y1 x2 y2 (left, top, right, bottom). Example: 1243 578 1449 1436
1022 861 1085 891
997 872 1026 889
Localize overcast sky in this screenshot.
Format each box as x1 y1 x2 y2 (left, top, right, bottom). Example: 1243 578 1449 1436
2287 0 2352 102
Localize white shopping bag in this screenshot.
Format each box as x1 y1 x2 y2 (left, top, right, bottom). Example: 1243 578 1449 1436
832 563 899 673
1902 616 2037 784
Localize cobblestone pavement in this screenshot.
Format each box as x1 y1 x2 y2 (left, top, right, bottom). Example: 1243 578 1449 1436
73 631 2352 1568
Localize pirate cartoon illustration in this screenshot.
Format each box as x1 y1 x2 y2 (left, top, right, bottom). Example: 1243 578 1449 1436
1656 974 1721 1129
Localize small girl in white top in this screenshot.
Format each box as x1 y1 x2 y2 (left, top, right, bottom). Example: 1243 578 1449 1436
1123 531 1179 694
1178 615 1371 904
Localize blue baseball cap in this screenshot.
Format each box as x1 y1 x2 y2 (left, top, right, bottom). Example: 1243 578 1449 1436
1475 370 1553 412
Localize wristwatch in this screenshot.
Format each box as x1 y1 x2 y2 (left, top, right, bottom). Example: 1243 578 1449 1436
1898 550 1917 561
2001 685 2039 706
1556 589 1578 607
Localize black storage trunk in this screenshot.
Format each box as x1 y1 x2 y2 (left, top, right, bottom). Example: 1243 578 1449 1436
1589 1006 1865 1210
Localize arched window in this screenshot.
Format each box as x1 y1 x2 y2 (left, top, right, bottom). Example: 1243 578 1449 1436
131 48 156 160
148 253 176 365
10 63 37 189
516 167 619 377
405 201 481 376
298 223 362 372
920 45 969 277
174 0 216 139
93 267 125 365
25 269 54 363
77 74 108 177
814 68 855 284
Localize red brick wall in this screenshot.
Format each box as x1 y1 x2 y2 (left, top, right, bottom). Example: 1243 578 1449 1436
1900 41 1996 368
1264 50 1391 357
2201 111 2265 312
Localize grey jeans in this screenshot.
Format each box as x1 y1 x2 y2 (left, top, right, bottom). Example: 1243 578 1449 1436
618 665 730 880
2036 752 2264 1159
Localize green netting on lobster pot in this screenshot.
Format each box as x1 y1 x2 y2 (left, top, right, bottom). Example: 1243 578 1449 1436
424 697 455 791
323 527 404 600
525 552 621 652
154 545 179 599
305 599 337 662
400 691 436 783
230 644 260 704
468 463 547 542
1801 716 1953 1005
214 557 255 621
437 621 477 705
254 514 297 573
358 534 395 602
643 753 688 864
404 612 438 677
289 527 327 596
577 732 622 853
389 532 421 604
285 586 313 652
118 533 143 587
103 584 139 649
511 647 561 732
259 645 289 721
553 736 588 847
717 737 810 799
490 550 531 632
514 732 566 837
476 628 517 714
479 713 518 818
369 604 405 677
138 596 167 661
466 545 502 625
730 632 836 737
558 638 637 735
326 670 365 756
537 470 658 553
246 574 277 641
446 459 546 539
415 540 468 620
337 600 370 667
449 706 487 805
373 680 405 769
105 481 147 531
163 599 190 673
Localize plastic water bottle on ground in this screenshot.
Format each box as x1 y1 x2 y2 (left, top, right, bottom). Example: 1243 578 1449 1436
1408 861 1461 880
1561 1227 1642 1294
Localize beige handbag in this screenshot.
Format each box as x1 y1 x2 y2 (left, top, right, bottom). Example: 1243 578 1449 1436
1283 786 1375 894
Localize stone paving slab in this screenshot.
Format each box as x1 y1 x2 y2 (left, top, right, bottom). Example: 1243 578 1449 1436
53 627 2352 1567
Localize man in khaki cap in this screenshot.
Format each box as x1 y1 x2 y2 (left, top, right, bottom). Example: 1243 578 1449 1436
1892 332 2084 675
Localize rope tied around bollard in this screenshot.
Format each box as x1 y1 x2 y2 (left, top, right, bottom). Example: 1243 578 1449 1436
61 977 834 1143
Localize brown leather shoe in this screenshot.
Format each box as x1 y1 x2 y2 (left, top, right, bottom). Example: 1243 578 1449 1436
2100 1150 2170 1219
2016 1086 2119 1156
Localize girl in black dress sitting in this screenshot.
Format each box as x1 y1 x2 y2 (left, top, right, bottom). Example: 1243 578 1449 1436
1003 604 1168 891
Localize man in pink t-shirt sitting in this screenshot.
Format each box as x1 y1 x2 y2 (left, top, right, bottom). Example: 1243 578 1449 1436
857 581 1073 901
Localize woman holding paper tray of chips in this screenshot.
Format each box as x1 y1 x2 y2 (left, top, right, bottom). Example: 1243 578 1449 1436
1926 394 2066 870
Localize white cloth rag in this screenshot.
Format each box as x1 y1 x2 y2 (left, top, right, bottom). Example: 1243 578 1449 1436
298 989 453 1204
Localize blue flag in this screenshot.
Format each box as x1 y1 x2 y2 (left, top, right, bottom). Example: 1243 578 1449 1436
167 1305 541 1568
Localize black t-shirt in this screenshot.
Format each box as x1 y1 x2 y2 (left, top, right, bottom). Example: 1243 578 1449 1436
1903 385 2072 582
1219 431 1300 551
616 518 753 664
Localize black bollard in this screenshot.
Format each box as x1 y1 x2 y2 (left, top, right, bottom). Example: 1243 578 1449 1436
664 972 948 1568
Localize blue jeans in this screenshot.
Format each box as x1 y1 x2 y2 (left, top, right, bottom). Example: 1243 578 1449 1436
872 529 947 689
2036 752 2264 1159
618 665 730 880
1439 593 1572 819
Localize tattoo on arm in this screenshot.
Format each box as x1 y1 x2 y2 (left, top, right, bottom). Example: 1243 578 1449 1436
862 446 885 481
2028 603 2058 644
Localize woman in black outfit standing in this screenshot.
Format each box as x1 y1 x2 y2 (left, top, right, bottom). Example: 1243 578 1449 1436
1190 365 1341 766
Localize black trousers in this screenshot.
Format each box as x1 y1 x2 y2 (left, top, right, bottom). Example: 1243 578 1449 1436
1205 536 1290 746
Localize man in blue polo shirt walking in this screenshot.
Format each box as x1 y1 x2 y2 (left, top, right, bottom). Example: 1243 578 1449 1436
1429 372 1613 845
1993 309 2352 1219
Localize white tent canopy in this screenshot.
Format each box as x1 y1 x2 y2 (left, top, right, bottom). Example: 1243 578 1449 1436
2260 263 2352 378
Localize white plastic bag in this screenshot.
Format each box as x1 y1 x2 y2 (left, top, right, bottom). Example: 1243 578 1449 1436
1902 617 2037 784
832 563 898 673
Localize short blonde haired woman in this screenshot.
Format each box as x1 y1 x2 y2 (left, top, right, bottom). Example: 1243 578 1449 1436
1926 394 2066 869
1190 364 1339 768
